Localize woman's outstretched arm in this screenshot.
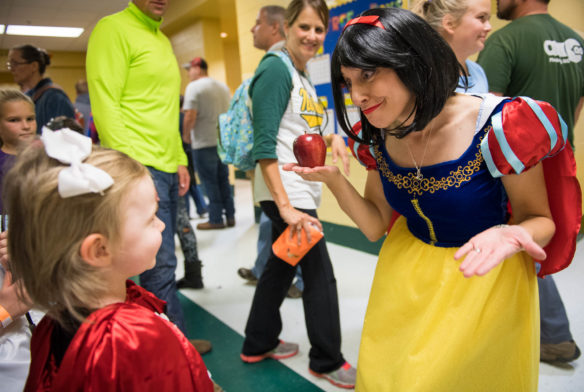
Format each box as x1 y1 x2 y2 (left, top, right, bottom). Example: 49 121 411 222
284 164 393 241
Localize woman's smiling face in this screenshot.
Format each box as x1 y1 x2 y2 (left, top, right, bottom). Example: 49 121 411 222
449 0 492 56
285 6 326 69
340 66 415 129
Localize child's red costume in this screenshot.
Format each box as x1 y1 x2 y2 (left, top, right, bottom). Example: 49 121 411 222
25 281 213 391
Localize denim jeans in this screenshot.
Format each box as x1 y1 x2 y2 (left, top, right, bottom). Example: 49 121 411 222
184 183 207 217
141 167 186 334
192 146 235 224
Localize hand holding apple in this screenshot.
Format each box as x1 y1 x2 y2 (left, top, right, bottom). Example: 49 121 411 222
293 133 326 168
282 162 341 186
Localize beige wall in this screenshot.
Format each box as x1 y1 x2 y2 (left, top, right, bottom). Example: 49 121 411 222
224 41 243 91
171 21 206 93
169 18 241 94
234 0 289 80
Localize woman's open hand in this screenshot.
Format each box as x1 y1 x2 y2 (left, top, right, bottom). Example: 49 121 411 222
282 163 341 186
454 224 547 278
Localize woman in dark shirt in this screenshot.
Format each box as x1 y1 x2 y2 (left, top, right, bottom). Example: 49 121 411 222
7 45 75 133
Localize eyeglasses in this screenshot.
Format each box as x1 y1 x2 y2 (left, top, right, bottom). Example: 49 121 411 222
6 60 31 70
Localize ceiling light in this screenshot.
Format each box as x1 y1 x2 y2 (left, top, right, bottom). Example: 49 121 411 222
220 32 228 38
5 25 84 38
0 25 5 34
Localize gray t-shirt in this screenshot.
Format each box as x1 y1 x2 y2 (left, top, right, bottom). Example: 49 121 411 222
183 77 231 149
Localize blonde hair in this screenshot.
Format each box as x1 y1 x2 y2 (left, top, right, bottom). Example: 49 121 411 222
285 0 329 30
411 0 468 32
0 88 34 119
5 143 149 327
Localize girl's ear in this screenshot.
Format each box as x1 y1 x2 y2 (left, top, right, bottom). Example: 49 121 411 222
80 234 112 268
441 14 457 35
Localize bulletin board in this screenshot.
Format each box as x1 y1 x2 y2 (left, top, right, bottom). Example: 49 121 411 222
308 0 407 137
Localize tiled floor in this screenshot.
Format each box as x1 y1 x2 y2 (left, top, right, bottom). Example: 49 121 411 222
178 179 583 391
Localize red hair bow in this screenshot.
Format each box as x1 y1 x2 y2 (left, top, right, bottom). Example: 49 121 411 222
343 15 385 32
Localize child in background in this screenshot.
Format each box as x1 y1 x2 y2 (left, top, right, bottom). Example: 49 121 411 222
0 90 36 211
4 129 213 391
412 0 491 93
0 89 39 392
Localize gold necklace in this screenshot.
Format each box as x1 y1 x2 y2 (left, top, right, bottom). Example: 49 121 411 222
404 125 434 180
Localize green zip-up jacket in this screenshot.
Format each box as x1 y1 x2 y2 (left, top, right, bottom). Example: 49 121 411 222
87 2 186 172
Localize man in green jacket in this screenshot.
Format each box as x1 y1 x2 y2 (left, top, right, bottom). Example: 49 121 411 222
87 0 190 334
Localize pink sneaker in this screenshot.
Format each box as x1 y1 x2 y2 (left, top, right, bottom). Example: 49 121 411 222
240 340 299 363
309 361 356 389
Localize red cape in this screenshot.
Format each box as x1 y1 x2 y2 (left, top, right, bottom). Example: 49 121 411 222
25 281 213 392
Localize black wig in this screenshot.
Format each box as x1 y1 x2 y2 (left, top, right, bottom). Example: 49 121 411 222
331 8 463 143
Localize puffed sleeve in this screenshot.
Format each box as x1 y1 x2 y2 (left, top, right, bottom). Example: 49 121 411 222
347 121 378 170
480 97 581 277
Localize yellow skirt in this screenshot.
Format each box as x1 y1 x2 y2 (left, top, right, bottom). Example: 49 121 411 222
356 217 539 392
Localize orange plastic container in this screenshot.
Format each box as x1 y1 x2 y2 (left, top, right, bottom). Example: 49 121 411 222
272 225 324 266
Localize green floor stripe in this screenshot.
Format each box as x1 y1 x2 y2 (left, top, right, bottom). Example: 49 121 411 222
179 293 325 392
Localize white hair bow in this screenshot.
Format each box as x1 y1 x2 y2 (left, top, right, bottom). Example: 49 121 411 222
41 126 114 198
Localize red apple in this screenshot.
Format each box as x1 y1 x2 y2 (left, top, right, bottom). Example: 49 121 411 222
293 133 326 168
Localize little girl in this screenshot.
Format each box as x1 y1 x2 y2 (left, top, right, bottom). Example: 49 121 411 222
0 89 36 217
4 128 213 391
0 89 39 392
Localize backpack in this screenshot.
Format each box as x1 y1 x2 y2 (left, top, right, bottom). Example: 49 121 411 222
217 50 295 171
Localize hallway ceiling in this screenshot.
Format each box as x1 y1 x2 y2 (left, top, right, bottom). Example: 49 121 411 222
0 0 238 52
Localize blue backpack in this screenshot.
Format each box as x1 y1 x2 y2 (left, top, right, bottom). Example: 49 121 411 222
217 51 295 171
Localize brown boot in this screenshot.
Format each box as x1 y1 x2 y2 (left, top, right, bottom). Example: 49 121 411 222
286 285 303 299
237 267 258 283
189 339 212 355
541 340 581 363
197 221 226 230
